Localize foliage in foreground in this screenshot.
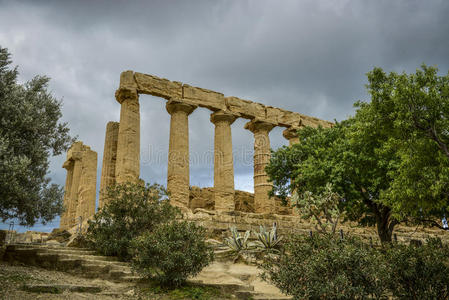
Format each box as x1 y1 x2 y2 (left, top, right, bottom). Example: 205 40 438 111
385 237 449 299
131 220 214 288
261 234 389 299
86 182 179 261
261 233 449 300
0 46 75 226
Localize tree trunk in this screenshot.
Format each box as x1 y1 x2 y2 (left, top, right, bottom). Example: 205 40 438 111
375 206 397 244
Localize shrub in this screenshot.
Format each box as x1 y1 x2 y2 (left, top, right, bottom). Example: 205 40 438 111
86 182 179 261
260 233 389 299
386 237 449 299
131 220 214 288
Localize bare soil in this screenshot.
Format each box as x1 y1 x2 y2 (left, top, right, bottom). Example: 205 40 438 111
0 262 233 300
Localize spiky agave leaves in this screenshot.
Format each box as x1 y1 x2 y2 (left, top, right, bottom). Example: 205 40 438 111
224 226 250 252
255 223 283 250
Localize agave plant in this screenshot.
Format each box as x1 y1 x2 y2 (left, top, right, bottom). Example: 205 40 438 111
255 223 283 250
224 226 250 252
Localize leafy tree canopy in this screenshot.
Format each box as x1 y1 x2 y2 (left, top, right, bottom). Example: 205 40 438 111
268 65 449 242
0 46 75 226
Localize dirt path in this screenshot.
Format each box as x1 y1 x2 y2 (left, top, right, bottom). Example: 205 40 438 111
0 261 136 299
0 262 234 300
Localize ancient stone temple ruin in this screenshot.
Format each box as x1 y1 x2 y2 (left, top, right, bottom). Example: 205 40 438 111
60 71 332 230
99 71 332 213
59 142 97 230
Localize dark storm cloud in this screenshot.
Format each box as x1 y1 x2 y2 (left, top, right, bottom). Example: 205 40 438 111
1 0 448 231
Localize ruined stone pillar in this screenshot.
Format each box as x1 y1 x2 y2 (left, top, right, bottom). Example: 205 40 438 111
245 119 275 213
60 160 74 230
211 110 237 211
76 147 98 222
99 121 119 208
68 144 84 228
166 99 197 209
115 71 140 184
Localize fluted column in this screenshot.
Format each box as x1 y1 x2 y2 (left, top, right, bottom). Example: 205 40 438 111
76 147 98 222
99 121 119 208
68 149 83 228
115 88 140 184
60 160 74 229
244 119 275 213
211 111 237 211
166 99 197 208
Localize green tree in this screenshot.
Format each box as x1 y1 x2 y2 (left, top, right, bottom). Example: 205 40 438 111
268 119 400 243
268 65 449 241
365 66 449 227
0 46 74 226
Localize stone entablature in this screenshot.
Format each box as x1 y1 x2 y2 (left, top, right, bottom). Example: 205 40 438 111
60 141 97 230
119 71 333 129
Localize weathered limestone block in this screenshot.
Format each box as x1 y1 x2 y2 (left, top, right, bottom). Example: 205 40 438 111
265 106 283 124
166 99 197 208
189 186 214 210
211 110 236 212
282 126 301 146
183 84 225 111
245 119 276 214
118 70 138 90
277 110 302 127
225 97 266 120
76 147 97 223
134 72 182 99
99 121 119 208
115 88 140 184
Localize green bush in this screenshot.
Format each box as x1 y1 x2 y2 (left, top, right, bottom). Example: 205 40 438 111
131 220 214 288
260 234 389 299
386 237 449 299
86 182 179 261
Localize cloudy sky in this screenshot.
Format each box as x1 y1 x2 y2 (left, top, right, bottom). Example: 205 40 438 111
1 0 448 232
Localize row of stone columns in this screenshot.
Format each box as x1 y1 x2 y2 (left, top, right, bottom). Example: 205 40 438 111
60 142 97 230
107 91 300 214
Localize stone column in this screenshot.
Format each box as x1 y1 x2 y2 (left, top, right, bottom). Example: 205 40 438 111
283 126 301 216
60 160 74 230
166 99 197 209
76 147 98 222
244 119 275 213
99 121 119 208
68 150 83 228
210 110 237 211
115 88 140 184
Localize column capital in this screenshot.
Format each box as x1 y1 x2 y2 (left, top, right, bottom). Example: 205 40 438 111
115 87 139 104
62 160 74 170
166 98 197 115
244 118 276 133
210 110 237 125
282 126 301 141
